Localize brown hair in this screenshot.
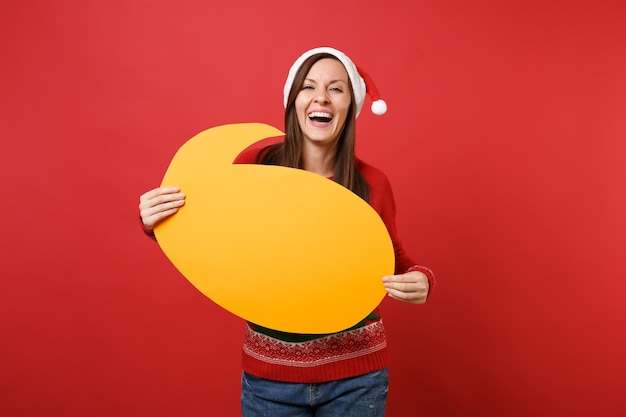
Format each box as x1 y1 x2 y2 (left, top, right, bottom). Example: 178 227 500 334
258 53 370 201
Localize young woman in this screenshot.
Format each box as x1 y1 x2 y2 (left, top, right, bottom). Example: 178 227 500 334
139 47 434 417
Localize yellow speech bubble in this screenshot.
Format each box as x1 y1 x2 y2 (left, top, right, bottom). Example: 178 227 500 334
155 123 394 333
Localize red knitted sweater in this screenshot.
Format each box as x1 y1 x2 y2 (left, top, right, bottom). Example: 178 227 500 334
234 147 434 383
142 146 434 383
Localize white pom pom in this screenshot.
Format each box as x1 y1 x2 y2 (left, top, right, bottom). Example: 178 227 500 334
371 99 387 115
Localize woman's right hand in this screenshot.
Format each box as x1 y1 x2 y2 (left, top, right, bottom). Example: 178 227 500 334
139 186 186 231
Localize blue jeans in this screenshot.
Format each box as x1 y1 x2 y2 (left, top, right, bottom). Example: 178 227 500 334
241 369 389 417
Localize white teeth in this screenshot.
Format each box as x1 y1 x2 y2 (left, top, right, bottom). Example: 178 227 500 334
308 112 333 118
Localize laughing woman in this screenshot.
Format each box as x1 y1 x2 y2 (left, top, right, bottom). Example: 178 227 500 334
139 47 434 417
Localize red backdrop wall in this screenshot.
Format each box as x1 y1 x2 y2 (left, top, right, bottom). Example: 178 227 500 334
1 1 625 416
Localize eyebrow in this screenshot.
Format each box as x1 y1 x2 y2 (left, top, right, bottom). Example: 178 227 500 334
304 78 348 85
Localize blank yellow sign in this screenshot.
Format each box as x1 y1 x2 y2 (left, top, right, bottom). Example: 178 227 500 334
155 123 394 333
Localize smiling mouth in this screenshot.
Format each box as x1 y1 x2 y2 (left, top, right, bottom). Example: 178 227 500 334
308 111 333 123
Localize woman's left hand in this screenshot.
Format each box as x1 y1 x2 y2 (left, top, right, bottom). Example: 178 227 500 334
382 271 429 304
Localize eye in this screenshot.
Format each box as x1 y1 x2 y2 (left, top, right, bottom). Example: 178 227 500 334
330 86 344 93
302 85 315 90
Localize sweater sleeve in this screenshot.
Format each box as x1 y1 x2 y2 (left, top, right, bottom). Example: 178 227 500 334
360 161 435 294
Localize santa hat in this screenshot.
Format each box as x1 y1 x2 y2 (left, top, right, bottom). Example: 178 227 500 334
283 47 388 117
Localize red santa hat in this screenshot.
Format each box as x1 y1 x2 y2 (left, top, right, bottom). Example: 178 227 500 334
283 47 388 117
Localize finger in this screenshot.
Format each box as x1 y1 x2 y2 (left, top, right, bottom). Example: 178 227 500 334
383 271 424 283
383 279 427 293
382 277 416 289
140 186 181 203
383 281 415 292
139 190 185 211
385 287 427 304
147 207 182 225
142 198 185 217
141 204 184 230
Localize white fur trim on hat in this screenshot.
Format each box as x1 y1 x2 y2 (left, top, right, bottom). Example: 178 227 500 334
283 47 386 117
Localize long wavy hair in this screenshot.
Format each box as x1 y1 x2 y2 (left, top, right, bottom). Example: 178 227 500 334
257 53 370 202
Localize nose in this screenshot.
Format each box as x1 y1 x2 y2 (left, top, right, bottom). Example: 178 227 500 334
314 89 330 104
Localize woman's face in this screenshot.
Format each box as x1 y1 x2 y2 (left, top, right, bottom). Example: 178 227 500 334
295 58 352 148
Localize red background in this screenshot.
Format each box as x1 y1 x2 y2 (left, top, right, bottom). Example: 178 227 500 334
1 1 625 416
